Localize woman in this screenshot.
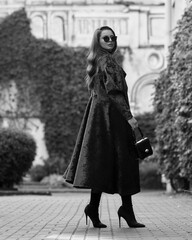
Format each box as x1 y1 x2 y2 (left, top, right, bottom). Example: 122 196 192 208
63 26 145 229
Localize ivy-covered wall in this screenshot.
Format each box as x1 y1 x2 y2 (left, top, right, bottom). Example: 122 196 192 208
0 9 89 173
154 6 192 180
0 9 124 174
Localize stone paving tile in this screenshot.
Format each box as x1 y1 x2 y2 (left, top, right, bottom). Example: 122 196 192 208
0 191 192 240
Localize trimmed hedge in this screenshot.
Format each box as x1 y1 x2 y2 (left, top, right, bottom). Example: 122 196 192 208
154 6 192 180
0 128 36 188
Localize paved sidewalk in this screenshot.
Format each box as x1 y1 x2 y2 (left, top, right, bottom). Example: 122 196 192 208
0 190 192 240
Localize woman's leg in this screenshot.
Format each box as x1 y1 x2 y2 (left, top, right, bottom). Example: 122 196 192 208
84 190 107 228
121 194 132 209
89 190 102 209
117 194 145 228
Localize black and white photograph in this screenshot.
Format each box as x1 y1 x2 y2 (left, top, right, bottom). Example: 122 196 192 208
0 0 192 240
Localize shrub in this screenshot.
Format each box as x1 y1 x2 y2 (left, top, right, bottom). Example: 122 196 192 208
0 128 36 189
154 70 179 178
154 5 192 180
41 174 68 188
136 112 156 146
29 164 48 182
29 157 69 181
139 161 163 189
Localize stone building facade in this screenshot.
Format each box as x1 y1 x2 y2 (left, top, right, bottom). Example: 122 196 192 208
0 0 189 164
0 0 166 113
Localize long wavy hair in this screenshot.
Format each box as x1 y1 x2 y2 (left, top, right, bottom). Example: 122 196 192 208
85 26 117 90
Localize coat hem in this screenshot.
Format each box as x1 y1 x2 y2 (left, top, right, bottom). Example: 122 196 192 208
65 180 140 195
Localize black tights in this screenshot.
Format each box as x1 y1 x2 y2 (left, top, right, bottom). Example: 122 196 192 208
121 194 132 208
89 190 102 208
89 190 132 209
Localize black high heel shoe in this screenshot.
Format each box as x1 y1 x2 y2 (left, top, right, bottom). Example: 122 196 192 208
84 204 107 228
117 206 145 228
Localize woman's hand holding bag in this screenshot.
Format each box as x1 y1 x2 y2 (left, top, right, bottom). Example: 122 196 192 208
134 127 153 160
128 118 153 160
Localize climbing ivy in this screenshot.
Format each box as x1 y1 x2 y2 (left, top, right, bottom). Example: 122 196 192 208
154 6 192 180
0 9 124 174
0 9 89 173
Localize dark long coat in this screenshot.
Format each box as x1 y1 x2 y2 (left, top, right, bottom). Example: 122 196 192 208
63 53 140 196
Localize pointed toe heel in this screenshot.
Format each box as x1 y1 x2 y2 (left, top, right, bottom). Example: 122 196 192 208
85 212 88 225
117 206 145 228
84 204 107 228
118 213 121 228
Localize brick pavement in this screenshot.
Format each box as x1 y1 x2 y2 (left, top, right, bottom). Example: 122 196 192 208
0 190 192 240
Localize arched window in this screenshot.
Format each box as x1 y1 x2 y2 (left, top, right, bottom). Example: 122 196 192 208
131 73 160 114
51 16 65 43
31 15 45 39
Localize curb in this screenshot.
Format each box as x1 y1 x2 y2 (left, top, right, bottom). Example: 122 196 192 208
0 190 52 196
0 188 91 196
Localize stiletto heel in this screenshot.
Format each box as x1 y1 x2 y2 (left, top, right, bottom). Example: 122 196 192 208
117 206 145 228
85 212 88 225
84 204 107 228
118 213 121 228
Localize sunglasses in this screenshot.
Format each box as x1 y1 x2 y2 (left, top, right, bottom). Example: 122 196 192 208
102 35 117 43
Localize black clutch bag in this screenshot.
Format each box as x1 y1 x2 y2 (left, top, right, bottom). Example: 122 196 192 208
135 127 153 160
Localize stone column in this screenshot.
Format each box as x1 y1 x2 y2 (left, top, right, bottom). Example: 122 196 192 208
164 0 173 193
67 10 73 46
47 11 51 39
164 0 172 65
